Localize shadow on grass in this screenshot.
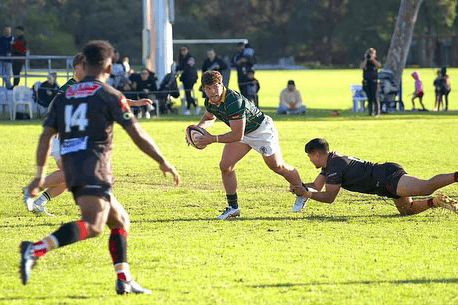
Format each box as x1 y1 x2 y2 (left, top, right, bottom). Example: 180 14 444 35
130 213 408 224
248 277 458 288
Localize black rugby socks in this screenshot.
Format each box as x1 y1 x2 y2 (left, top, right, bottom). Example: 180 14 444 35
226 193 238 209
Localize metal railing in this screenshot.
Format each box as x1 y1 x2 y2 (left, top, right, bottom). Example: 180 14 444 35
0 55 74 87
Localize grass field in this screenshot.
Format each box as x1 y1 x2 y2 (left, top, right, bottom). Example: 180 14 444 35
1 69 458 304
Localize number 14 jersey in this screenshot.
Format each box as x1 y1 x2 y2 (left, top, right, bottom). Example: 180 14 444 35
43 76 136 189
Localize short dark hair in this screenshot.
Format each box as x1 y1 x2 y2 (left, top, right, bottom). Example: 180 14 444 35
202 70 223 86
305 138 329 154
16 26 24 31
82 40 114 71
237 42 245 47
72 52 85 68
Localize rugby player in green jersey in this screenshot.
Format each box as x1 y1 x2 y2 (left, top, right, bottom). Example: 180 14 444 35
23 53 86 216
191 70 306 219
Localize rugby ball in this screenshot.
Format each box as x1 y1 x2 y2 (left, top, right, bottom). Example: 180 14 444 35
186 125 207 149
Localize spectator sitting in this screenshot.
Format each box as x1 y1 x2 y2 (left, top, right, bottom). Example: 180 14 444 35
134 68 158 119
37 72 59 108
118 78 137 101
244 69 260 107
108 50 125 89
278 80 306 115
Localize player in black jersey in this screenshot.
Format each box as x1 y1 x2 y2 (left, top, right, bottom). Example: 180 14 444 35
292 138 458 216
19 40 180 294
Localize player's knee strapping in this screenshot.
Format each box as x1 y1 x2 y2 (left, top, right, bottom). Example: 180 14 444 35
109 228 128 264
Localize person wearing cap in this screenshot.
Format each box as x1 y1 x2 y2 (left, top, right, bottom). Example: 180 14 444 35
278 80 306 115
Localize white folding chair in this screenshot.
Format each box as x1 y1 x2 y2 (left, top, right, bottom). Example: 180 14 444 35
12 86 33 120
350 84 367 112
0 87 13 120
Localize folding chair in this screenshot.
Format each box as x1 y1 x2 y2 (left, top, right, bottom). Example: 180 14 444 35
350 84 367 112
0 87 13 120
12 86 33 120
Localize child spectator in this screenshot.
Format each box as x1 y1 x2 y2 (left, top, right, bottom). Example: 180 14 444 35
411 71 426 111
244 69 260 107
440 67 451 111
433 70 444 111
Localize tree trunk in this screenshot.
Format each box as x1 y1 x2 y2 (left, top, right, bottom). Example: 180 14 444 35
385 0 423 84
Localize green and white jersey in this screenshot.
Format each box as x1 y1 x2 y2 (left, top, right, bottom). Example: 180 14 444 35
204 88 265 134
58 78 77 95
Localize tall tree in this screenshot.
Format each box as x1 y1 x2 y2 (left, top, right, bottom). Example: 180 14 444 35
385 0 423 84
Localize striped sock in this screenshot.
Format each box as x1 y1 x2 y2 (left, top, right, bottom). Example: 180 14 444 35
32 235 59 257
226 193 238 209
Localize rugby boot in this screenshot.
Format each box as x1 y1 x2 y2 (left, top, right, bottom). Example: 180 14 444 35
292 196 308 212
33 197 54 216
217 206 241 220
116 279 152 295
22 187 34 212
19 241 37 285
433 194 458 213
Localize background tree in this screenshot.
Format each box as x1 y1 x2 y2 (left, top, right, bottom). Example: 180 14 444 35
385 0 423 84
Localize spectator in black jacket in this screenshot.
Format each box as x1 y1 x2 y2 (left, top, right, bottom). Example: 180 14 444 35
201 49 228 98
231 42 256 97
11 26 27 87
0 26 13 89
244 69 260 107
177 46 198 115
202 49 228 74
360 48 382 116
37 73 59 108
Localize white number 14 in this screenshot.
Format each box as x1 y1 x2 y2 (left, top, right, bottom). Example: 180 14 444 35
64 103 89 132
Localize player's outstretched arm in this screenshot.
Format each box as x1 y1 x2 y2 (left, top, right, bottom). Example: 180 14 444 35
124 123 180 186
28 127 57 196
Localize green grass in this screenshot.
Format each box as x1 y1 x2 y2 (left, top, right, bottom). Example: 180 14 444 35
1 69 458 304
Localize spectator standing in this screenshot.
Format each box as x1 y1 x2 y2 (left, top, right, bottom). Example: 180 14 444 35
440 67 451 111
411 71 426 111
177 46 198 115
202 49 228 74
0 26 13 88
122 56 131 77
231 42 256 97
244 69 260 107
433 70 444 111
360 48 381 116
134 68 158 119
11 26 27 88
221 55 231 87
201 49 228 98
278 80 306 115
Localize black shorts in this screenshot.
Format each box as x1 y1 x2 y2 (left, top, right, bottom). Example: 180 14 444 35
71 184 112 202
375 163 407 199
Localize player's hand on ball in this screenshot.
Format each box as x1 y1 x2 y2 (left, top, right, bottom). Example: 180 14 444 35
159 161 180 186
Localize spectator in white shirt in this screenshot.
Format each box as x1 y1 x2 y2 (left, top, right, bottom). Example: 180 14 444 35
278 80 306 114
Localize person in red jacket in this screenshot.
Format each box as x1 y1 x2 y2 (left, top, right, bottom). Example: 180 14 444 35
11 26 27 87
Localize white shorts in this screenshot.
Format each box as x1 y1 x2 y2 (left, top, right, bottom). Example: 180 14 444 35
51 136 61 163
241 116 280 156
